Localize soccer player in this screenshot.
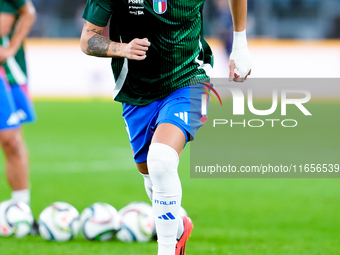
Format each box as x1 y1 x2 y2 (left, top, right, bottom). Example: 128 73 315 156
80 0 251 254
0 0 36 226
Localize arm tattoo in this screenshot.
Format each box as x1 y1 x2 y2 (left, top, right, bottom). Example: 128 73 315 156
86 33 111 57
112 43 120 54
85 28 102 35
84 22 103 35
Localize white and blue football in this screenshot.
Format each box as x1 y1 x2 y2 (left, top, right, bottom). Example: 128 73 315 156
0 200 34 238
39 202 80 241
80 202 121 241
117 201 155 243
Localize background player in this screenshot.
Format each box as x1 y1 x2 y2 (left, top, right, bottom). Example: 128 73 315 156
0 0 37 232
80 0 251 254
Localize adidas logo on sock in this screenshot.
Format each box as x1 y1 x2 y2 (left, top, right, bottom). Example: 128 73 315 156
158 212 176 220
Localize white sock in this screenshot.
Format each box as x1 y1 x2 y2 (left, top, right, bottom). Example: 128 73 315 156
147 143 182 255
141 173 185 240
11 189 30 205
140 173 153 202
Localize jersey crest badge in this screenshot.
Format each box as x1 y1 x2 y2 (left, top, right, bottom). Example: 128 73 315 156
153 0 167 14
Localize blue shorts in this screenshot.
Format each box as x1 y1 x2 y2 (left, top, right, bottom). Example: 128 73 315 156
122 85 209 163
0 69 36 131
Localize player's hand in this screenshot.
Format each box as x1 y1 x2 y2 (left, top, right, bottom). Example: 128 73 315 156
229 30 252 82
122 38 150 61
0 46 15 63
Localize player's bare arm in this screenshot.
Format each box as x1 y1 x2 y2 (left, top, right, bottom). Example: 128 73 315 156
0 13 16 37
228 0 252 82
81 21 150 60
0 0 36 62
229 0 247 32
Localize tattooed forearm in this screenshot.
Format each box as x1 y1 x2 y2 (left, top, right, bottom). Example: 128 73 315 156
112 43 120 54
86 33 111 57
85 28 102 35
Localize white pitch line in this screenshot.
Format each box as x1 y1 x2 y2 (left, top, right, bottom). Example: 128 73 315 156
33 145 132 157
30 159 135 174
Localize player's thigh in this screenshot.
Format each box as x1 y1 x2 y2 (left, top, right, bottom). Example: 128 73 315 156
151 123 186 157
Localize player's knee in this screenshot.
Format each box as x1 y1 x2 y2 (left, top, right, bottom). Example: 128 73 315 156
147 143 180 190
0 132 22 157
147 155 165 181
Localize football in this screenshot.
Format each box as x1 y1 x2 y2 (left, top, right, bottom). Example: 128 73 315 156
0 200 34 238
116 201 155 243
38 202 80 241
80 202 121 241
179 206 188 217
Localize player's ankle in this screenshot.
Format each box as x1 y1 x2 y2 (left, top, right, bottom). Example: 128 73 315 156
11 189 30 205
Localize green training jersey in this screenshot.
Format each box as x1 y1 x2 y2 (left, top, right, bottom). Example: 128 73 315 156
0 0 25 10
0 0 28 85
83 0 213 106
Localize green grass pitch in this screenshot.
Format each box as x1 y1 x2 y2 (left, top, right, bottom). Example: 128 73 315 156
0 100 339 255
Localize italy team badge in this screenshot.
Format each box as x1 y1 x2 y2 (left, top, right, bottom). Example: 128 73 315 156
153 0 167 14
